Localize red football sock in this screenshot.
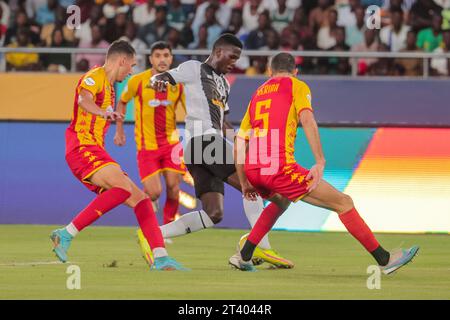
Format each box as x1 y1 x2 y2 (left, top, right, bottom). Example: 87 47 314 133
248 203 284 246
72 187 131 232
163 197 179 225
339 207 380 252
134 198 165 249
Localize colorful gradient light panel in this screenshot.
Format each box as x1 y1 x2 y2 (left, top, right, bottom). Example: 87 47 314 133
276 128 450 233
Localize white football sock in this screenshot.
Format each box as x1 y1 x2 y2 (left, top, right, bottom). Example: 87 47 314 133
65 223 79 237
152 247 168 258
160 210 214 238
243 196 271 250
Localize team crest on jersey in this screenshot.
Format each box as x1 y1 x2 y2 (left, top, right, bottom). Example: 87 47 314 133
170 85 177 92
84 77 95 86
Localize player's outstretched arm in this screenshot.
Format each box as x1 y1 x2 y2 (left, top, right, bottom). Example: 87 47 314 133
300 110 326 192
78 89 123 122
114 100 127 146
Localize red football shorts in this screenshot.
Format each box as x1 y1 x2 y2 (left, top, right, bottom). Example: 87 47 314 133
245 163 311 202
138 142 186 182
66 145 120 194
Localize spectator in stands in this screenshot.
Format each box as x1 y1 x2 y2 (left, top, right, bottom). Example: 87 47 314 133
409 0 443 32
309 0 332 33
351 28 379 75
380 8 410 51
317 8 339 50
178 16 194 47
133 0 156 27
181 0 196 19
43 27 71 72
326 26 351 74
120 21 148 72
138 6 173 46
188 24 209 62
245 56 269 76
103 0 130 19
281 7 314 49
417 12 443 52
199 4 223 48
192 0 231 33
76 24 109 70
245 10 274 49
337 0 360 27
40 4 75 46
281 29 306 70
396 30 424 76
35 0 60 26
271 0 294 34
368 43 396 76
0 1 9 47
105 11 127 43
261 28 280 50
242 0 272 32
346 5 365 47
74 4 106 45
222 9 251 73
4 10 41 45
25 0 47 20
431 29 450 76
223 8 249 42
167 0 188 31
6 28 40 71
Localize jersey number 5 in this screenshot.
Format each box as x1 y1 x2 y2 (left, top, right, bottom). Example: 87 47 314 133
254 99 271 137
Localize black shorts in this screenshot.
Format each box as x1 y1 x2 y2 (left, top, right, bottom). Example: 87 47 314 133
184 134 236 198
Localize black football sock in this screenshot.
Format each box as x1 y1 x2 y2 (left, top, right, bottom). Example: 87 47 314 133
240 240 257 262
371 246 390 266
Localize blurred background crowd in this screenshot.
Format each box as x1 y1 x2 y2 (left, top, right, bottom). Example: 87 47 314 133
1 0 449 76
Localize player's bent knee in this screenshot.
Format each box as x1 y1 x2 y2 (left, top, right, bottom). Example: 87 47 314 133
167 186 180 199
337 193 354 213
206 208 223 224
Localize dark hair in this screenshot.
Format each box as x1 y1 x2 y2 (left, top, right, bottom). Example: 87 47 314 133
150 41 172 55
155 5 168 14
212 33 243 50
107 40 136 58
270 52 296 73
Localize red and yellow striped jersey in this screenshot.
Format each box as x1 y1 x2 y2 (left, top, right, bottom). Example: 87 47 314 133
121 69 185 151
66 66 115 153
238 76 313 168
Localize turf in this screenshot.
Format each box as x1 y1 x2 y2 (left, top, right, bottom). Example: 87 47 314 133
0 225 448 300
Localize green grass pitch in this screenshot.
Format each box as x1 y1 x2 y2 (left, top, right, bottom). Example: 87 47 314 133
0 225 449 299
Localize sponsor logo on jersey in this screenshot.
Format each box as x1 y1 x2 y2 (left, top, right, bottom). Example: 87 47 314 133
84 77 95 86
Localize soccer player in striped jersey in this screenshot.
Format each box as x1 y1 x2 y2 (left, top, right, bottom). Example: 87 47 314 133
114 41 186 264
229 52 419 274
50 40 186 271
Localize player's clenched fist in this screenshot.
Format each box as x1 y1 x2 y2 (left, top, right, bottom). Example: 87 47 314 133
241 179 258 201
306 163 325 192
102 106 124 122
148 76 169 92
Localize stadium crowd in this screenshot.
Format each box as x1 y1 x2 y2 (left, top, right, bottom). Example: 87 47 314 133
1 0 450 76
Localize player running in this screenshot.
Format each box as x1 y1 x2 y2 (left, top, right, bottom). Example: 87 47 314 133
114 41 186 263
148 34 294 269
229 52 419 274
50 40 186 271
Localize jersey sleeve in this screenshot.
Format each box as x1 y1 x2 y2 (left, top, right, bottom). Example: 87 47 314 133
237 105 252 140
167 60 200 84
120 75 139 103
292 78 313 116
78 70 102 97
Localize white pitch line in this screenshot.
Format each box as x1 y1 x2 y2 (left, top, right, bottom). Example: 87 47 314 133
0 261 72 266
